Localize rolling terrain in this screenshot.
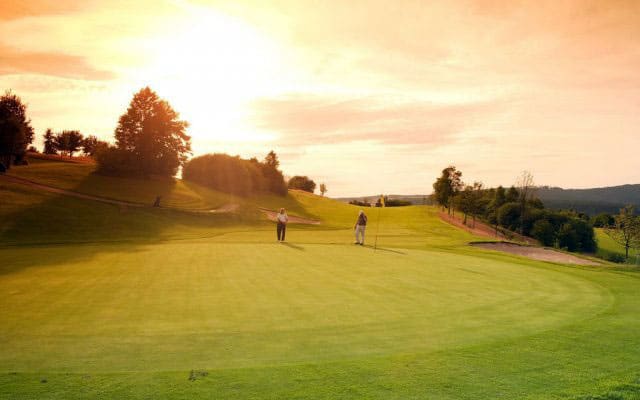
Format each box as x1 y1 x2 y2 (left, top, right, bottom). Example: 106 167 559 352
1 158 639 399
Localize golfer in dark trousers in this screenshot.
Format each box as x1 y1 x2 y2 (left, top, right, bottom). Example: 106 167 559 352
354 210 367 245
276 208 288 241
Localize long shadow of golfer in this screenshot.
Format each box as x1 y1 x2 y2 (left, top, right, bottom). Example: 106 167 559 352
281 242 305 251
361 244 406 255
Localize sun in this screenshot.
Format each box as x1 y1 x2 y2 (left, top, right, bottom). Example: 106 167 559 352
135 7 286 144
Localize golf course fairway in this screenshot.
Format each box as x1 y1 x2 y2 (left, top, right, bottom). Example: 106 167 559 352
1 171 640 399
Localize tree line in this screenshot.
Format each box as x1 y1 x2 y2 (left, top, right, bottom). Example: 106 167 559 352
433 166 596 253
433 166 640 261
1 87 327 197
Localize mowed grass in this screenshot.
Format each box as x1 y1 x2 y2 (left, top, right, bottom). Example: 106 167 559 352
596 228 639 264
1 164 640 399
6 156 329 218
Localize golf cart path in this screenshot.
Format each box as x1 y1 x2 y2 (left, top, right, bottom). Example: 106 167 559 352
472 242 601 266
0 174 238 214
259 208 321 225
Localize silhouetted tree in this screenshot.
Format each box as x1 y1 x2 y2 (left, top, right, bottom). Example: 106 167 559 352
43 128 57 154
433 166 463 215
54 130 84 158
0 91 34 169
288 175 316 193
81 135 107 156
264 150 279 169
605 206 640 259
110 87 191 177
260 151 287 195
319 183 327 196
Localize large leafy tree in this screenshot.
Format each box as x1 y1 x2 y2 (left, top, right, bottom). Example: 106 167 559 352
0 91 34 169
54 130 84 158
114 87 190 177
605 205 640 259
43 128 57 154
432 166 463 214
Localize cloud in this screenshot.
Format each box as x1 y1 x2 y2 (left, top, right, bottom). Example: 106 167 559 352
251 94 505 146
0 1 89 20
0 45 115 81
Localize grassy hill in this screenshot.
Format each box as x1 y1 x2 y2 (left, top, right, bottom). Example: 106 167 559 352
1 158 640 399
537 184 640 215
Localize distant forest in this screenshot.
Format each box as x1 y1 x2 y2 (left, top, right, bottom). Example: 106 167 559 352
536 184 640 215
337 185 639 215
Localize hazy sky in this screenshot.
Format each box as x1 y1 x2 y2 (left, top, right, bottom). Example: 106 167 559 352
1 0 638 196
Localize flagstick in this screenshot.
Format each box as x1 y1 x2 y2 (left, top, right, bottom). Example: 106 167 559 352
374 203 382 252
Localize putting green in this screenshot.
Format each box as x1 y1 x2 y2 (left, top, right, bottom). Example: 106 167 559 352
0 241 611 373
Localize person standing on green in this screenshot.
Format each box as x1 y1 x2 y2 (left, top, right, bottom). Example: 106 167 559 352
354 210 367 245
276 208 288 242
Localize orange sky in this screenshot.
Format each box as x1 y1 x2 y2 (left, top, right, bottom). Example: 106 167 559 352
1 0 638 196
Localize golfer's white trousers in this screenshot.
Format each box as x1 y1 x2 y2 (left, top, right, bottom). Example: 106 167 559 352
355 225 366 244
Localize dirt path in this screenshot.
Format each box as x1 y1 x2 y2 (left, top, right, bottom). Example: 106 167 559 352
0 174 237 214
439 211 538 245
472 242 601 266
259 208 321 225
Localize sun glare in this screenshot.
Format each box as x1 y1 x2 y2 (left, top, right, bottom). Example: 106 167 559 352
137 8 285 144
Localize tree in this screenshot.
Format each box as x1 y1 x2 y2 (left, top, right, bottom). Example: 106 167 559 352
0 91 34 169
319 183 327 196
53 130 84 158
264 150 279 169
110 87 191 177
497 202 521 232
505 186 519 203
81 135 107 156
487 185 507 235
260 151 287 195
288 175 316 193
516 171 535 235
605 206 640 259
592 213 614 228
433 166 463 215
43 128 57 154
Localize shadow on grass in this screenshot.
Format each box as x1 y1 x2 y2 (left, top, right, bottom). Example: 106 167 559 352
0 174 242 275
281 242 305 251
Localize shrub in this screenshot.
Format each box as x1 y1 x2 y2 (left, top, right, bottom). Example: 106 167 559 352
95 146 138 176
182 153 287 197
605 253 626 264
288 176 316 193
531 219 555 246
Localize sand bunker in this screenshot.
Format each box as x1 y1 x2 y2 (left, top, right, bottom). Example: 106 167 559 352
472 242 601 266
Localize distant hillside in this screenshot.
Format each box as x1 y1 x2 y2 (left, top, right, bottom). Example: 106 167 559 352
335 194 434 206
536 184 640 215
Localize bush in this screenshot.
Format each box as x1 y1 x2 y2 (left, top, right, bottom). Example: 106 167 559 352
182 153 287 196
605 253 626 264
288 176 316 193
349 200 371 207
531 219 555 246
95 146 138 176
